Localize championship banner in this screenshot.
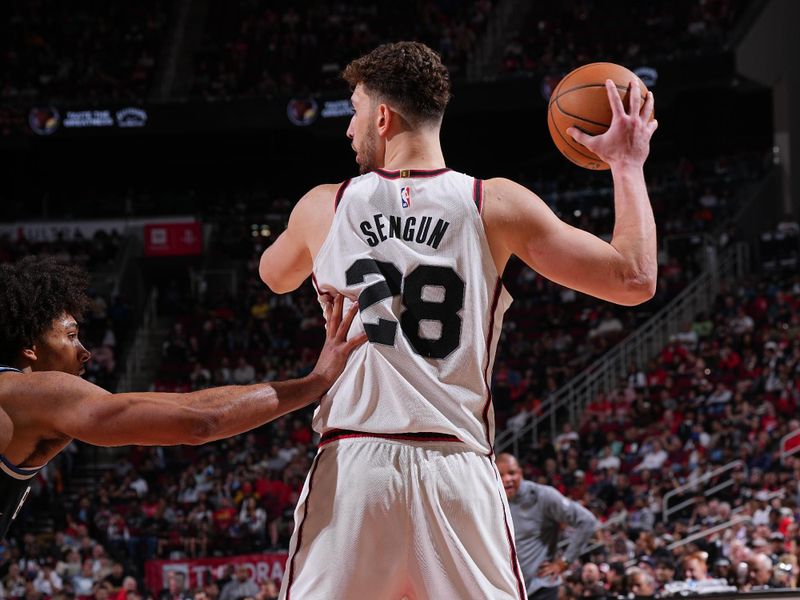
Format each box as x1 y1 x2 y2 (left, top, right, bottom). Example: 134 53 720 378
144 553 288 593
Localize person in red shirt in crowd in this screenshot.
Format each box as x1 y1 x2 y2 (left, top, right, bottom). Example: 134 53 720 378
288 418 312 445
213 497 238 534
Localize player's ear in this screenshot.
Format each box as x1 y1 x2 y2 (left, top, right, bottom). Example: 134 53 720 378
376 103 391 136
21 345 38 364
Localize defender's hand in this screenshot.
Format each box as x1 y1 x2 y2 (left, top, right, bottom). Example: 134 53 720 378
312 295 367 387
568 79 657 169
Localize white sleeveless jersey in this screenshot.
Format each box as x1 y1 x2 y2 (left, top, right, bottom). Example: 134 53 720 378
311 168 512 455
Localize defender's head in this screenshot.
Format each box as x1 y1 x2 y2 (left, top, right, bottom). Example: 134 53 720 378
0 256 91 375
343 41 451 174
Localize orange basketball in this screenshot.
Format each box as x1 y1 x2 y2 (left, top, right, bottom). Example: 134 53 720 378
547 62 650 170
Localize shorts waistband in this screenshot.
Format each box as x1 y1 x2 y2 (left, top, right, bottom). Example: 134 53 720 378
318 429 462 448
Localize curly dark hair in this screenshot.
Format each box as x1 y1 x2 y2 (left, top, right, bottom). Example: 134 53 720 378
0 256 91 366
343 41 451 126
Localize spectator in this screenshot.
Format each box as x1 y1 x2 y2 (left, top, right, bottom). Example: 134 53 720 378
218 566 258 600
633 439 668 473
158 572 191 600
580 562 607 598
749 553 775 590
682 552 710 582
597 446 621 472
72 560 96 600
626 567 657 598
232 357 255 385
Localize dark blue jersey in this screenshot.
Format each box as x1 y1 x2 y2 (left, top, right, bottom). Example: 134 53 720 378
0 365 42 540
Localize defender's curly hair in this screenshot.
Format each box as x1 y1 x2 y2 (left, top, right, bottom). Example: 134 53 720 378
343 41 451 126
0 256 91 366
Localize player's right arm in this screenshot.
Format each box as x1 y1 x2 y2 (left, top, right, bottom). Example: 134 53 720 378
259 184 338 293
483 80 658 306
13 296 365 447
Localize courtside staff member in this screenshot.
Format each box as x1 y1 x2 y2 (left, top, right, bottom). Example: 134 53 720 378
498 453 599 600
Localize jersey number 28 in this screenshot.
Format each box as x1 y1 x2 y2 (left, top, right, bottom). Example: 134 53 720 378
346 258 464 359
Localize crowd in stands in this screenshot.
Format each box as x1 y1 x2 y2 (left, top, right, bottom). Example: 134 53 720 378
0 0 168 104
520 269 800 597
0 0 758 110
191 0 494 100
501 0 749 78
3 258 799 598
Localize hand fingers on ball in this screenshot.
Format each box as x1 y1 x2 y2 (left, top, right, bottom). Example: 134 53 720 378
629 80 642 116
642 91 655 120
605 79 625 119
567 127 592 147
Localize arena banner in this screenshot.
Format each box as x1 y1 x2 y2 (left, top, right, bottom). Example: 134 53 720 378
144 222 203 256
0 216 196 242
0 51 734 143
144 553 288 592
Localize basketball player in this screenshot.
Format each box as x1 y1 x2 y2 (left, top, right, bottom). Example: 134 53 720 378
0 256 366 540
259 42 657 599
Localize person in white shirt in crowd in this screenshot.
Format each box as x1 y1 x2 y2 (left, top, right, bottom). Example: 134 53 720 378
554 422 580 453
597 445 621 471
634 438 668 472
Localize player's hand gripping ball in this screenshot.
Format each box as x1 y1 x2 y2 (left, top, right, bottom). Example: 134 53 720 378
548 62 654 170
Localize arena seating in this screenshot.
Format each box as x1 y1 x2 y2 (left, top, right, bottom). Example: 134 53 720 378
501 0 749 78
190 0 494 99
0 0 168 103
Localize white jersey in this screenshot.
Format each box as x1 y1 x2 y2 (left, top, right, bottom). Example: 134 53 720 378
312 167 512 455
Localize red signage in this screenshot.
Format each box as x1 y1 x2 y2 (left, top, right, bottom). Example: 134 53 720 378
144 553 288 593
144 222 203 256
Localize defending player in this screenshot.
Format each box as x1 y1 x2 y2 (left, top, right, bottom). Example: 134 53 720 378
260 42 657 599
0 256 366 540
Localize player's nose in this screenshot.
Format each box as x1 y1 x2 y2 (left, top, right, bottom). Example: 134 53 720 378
79 343 91 363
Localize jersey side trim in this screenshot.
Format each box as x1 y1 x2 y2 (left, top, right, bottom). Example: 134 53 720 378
473 178 484 213
481 279 503 456
492 466 527 600
285 448 326 600
334 178 352 211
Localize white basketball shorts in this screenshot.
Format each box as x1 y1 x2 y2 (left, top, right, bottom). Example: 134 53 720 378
279 432 527 600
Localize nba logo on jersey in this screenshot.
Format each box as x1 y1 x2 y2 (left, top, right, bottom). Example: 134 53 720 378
400 187 412 208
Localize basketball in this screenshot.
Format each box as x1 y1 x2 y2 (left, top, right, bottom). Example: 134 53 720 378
547 62 650 170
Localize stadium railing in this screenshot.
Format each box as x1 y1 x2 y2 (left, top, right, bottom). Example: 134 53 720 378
779 429 800 465
661 460 748 524
117 288 160 392
494 241 750 456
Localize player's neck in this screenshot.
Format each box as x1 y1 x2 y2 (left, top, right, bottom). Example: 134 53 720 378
382 130 445 171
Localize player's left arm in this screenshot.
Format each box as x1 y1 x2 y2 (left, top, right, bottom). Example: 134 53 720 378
484 81 658 306
259 183 338 293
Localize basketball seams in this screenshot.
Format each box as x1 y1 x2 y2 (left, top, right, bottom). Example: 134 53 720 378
554 96 611 129
548 112 593 161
